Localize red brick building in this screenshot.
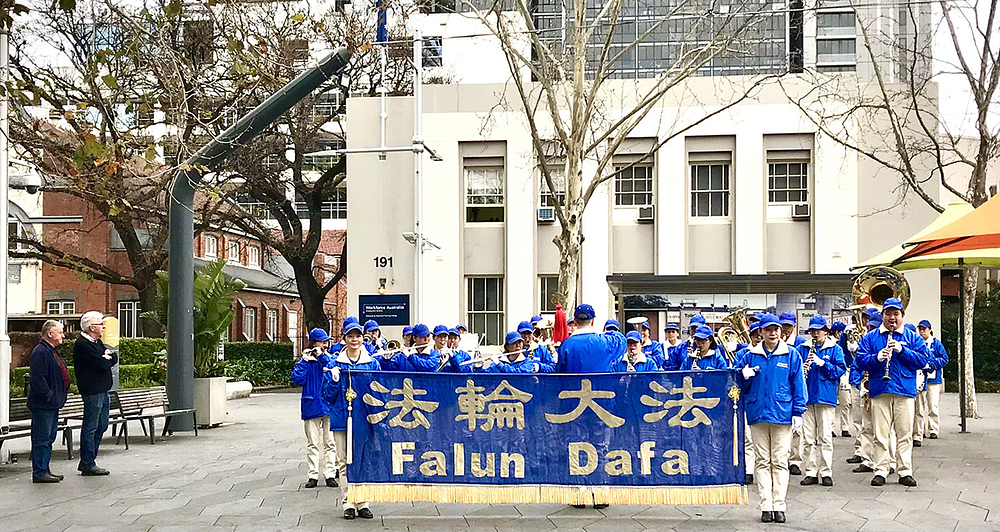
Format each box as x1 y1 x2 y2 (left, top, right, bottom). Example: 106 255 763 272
40 191 347 350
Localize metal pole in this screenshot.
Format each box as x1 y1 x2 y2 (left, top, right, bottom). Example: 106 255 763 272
166 49 350 430
0 26 11 462
413 27 423 323
958 258 967 433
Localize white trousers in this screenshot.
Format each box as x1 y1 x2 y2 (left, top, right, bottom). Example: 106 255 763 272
913 389 929 442
789 430 802 467
745 419 755 475
750 423 792 512
926 382 943 435
851 388 865 458
802 404 835 478
872 394 914 478
333 430 368 511
304 416 338 480
836 376 852 432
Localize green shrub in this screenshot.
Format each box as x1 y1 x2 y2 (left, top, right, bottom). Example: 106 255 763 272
941 293 1000 385
226 357 296 387
119 338 167 364
10 364 159 397
57 339 75 361
224 342 294 361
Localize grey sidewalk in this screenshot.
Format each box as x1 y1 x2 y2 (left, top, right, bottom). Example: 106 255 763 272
1 390 998 532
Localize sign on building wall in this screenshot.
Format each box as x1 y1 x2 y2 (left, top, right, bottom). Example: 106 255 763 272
359 294 410 326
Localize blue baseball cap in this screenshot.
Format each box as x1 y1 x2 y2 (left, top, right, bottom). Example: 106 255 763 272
342 316 359 331
664 322 680 331
456 323 468 331
883 298 904 311
779 312 797 326
567 318 575 325
308 328 330 342
574 304 596 320
433 325 449 337
918 319 932 329
448 328 460 337
831 322 847 333
363 319 380 332
807 315 829 331
626 331 642 343
864 307 879 316
504 331 522 345
689 315 706 326
634 318 650 330
531 315 543 324
904 323 917 332
517 320 534 334
692 325 714 339
867 312 882 327
402 326 414 336
758 313 781 329
750 312 763 323
343 322 363 335
604 319 620 331
412 324 431 338
748 321 761 333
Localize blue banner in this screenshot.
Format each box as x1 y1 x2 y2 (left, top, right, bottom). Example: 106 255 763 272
345 370 747 505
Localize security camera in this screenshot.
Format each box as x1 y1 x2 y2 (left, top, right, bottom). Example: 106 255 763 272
10 170 43 194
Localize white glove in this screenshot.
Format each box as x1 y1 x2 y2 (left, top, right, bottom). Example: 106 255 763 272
532 363 540 373
329 366 341 382
741 366 757 379
892 340 903 353
877 349 892 362
847 341 859 353
813 356 825 367
791 416 803 433
724 341 738 353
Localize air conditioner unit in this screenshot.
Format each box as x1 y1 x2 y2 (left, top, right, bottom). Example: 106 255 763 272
792 203 811 219
637 205 655 223
537 206 556 223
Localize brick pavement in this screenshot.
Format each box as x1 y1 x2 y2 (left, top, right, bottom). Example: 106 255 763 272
1 390 998 532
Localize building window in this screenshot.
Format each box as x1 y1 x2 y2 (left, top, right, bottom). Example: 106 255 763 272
9 221 26 250
311 92 342 123
47 300 75 315
467 277 504 346
539 166 565 207
768 162 809 203
466 166 505 223
540 276 559 313
228 240 241 263
204 235 218 258
614 165 653 206
267 308 278 341
690 163 730 217
118 301 140 338
422 37 443 67
248 245 260 267
303 138 344 172
816 38 856 63
244 307 257 341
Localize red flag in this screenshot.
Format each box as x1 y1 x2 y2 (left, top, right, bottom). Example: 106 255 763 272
553 304 568 343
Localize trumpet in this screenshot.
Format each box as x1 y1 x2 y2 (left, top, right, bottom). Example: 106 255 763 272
299 346 326 361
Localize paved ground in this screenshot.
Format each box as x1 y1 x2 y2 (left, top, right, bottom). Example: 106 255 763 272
1 390 998 532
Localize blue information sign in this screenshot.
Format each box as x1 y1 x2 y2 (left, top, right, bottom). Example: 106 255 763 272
359 294 410 326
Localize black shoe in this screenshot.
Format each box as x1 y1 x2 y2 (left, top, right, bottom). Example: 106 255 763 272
842 430 852 437
789 464 802 476
358 508 374 519
822 477 833 487
800 476 818 486
304 478 318 489
929 434 938 439
846 455 863 464
871 475 886 486
81 467 109 476
571 505 587 509
761 511 774 523
832 431 837 438
593 504 609 509
853 464 874 473
746 473 754 484
51 474 64 481
32 474 61 483
325 477 339 488
890 467 896 475
913 440 922 447
899 475 917 487
774 511 786 523
343 508 356 520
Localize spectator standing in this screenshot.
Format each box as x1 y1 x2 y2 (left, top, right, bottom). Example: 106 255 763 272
74 311 118 476
27 320 71 483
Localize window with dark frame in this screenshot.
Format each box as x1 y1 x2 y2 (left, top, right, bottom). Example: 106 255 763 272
539 166 566 207
768 162 809 203
467 277 504 346
47 300 75 315
118 301 139 337
466 166 505 222
540 276 559 313
614 165 653 206
690 163 730 217
244 307 257 341
422 37 443 67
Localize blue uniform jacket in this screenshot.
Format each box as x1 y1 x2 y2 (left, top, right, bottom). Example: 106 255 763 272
610 352 661 373
556 329 625 373
480 353 538 373
642 340 665 367
440 349 473 373
662 341 693 370
291 352 332 420
849 357 865 388
922 337 949 385
837 333 853 367
407 347 445 372
678 347 730 371
789 335 808 349
530 344 558 373
856 326 931 399
801 339 847 406
736 340 807 425
378 351 413 372
322 350 381 431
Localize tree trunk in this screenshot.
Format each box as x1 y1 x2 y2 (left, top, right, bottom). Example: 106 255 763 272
137 282 164 338
291 260 332 333
962 264 980 418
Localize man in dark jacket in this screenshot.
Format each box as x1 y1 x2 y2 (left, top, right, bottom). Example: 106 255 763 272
73 311 118 476
28 320 71 483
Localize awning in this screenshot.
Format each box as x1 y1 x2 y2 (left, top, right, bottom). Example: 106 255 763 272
854 202 977 270
606 273 856 296
897 193 1000 263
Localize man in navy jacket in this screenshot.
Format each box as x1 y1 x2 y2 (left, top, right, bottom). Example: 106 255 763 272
27 320 71 483
74 311 118 476
856 298 930 487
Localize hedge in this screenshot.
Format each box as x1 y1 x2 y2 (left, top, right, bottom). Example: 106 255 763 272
39 338 166 366
10 364 162 398
941 292 1000 390
223 342 295 387
223 341 294 360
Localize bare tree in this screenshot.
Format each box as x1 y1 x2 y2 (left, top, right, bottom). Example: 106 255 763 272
780 0 997 416
456 0 782 309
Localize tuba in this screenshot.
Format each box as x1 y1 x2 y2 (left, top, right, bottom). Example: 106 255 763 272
716 308 751 362
852 266 910 309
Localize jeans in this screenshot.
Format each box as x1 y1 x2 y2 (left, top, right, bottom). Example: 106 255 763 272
79 392 110 471
30 408 60 479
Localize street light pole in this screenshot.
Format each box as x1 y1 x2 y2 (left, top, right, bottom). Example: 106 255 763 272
1 26 12 463
412 26 424 323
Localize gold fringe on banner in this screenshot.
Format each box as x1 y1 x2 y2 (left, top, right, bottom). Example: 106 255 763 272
349 484 748 506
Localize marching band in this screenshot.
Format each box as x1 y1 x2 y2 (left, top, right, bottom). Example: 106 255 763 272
293 290 949 522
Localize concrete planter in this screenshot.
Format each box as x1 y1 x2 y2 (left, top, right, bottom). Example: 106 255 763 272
193 376 228 427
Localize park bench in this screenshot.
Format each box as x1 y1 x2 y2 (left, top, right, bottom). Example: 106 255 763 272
0 394 89 460
112 386 198 446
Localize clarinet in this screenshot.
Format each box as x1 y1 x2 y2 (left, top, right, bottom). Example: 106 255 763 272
882 333 894 382
803 344 816 380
